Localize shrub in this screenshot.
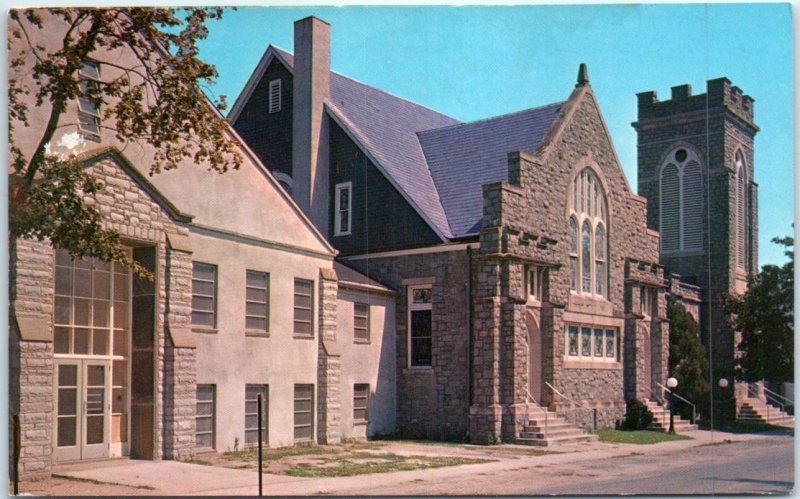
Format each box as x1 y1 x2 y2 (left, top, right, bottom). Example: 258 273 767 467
620 398 654 431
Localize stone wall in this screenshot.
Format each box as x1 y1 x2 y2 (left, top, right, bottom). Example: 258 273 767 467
162 245 196 461
348 249 472 440
9 150 192 477
634 78 759 392
471 84 663 440
317 268 342 444
10 237 56 480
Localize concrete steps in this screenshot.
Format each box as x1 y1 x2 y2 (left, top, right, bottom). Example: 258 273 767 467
737 398 794 427
514 405 599 447
643 400 698 432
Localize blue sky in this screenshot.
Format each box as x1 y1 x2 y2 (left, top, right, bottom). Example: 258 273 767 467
196 4 794 267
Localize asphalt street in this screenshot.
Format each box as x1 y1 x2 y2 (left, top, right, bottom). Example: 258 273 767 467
532 435 794 495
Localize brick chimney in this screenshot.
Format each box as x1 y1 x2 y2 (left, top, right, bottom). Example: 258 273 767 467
292 16 331 235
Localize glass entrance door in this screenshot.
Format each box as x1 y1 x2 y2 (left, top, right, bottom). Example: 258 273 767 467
54 360 110 461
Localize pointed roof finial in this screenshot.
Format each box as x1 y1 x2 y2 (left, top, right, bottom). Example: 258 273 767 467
576 63 589 87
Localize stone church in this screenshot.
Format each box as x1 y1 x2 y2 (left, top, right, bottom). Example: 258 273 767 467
8 12 760 478
230 16 757 443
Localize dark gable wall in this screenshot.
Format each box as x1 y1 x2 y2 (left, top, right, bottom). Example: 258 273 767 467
232 59 294 179
329 120 442 256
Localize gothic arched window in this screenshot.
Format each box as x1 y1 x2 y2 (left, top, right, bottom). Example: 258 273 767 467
569 168 608 298
735 150 748 270
659 147 703 252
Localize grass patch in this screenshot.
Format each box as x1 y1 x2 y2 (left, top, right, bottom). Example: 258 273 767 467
223 445 338 462
697 420 794 435
598 429 692 445
284 454 494 478
187 458 213 466
52 474 156 490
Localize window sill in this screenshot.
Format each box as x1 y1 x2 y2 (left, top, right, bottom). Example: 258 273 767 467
292 335 315 340
354 420 368 426
192 328 218 335
245 331 270 338
403 366 433 374
563 359 621 370
334 232 352 237
195 447 216 455
354 339 371 345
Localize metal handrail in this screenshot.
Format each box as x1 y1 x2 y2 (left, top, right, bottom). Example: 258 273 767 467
524 388 548 439
747 382 790 414
762 385 793 405
545 382 596 432
645 386 668 425
657 382 697 424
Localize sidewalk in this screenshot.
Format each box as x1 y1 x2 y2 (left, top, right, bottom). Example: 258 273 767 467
48 429 779 496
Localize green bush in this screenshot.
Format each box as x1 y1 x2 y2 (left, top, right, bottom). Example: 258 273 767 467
619 398 654 431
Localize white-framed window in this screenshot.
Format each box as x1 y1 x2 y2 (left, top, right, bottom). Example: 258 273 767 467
78 60 101 138
196 384 215 449
293 278 314 337
244 384 268 447
334 182 352 236
268 79 281 113
408 285 432 367
526 266 543 302
735 150 749 270
191 262 217 329
566 325 618 362
353 384 369 423
354 302 370 343
293 384 314 441
640 286 656 318
569 168 608 298
659 147 703 253
245 270 269 333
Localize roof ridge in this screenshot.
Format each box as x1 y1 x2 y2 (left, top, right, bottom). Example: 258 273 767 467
418 101 564 136
272 46 458 125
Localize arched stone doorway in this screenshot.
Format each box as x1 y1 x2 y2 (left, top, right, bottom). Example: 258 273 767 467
525 312 543 403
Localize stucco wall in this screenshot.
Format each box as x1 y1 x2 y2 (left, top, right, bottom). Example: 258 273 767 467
336 288 397 439
189 232 331 451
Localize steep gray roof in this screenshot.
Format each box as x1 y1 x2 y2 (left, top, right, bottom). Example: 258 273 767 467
418 103 564 237
273 48 460 239
265 47 563 240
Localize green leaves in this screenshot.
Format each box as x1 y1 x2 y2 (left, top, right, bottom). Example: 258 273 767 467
668 302 709 418
9 8 241 277
725 236 794 384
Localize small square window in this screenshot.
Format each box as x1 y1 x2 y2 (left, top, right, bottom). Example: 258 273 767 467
244 384 268 447
196 384 215 449
245 271 269 333
354 303 370 343
293 279 314 337
293 384 314 441
192 263 217 329
353 384 369 422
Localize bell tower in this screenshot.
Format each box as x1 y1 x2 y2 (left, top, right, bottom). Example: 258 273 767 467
633 78 759 392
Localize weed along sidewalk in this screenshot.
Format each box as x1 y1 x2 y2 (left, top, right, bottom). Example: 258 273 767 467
25 431 777 496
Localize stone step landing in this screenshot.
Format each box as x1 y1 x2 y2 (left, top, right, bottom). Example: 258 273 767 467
644 400 698 432
737 398 794 427
514 405 598 447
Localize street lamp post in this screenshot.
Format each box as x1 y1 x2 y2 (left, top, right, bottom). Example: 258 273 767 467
667 377 678 435
718 378 729 432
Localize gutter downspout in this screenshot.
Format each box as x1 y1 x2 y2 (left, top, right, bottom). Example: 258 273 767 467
467 246 474 407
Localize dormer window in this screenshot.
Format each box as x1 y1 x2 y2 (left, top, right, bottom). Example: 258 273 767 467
268 79 281 113
77 60 101 139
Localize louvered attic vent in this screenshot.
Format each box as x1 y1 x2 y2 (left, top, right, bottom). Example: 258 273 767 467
269 79 281 113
